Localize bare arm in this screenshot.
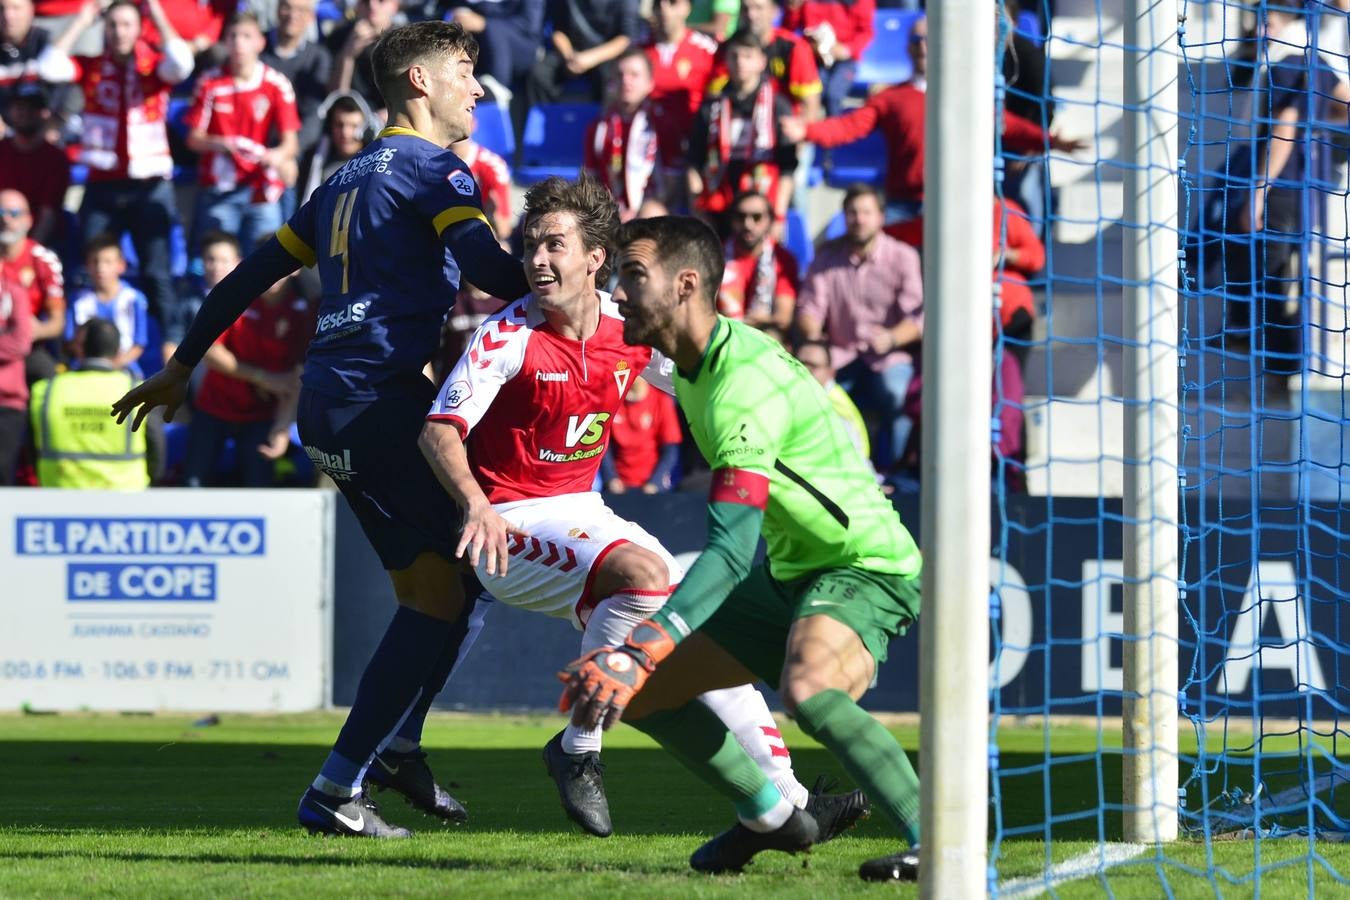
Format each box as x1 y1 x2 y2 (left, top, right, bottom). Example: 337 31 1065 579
796 311 823 340
1251 107 1300 230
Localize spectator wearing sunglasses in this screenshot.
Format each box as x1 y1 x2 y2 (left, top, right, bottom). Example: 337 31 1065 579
717 190 797 335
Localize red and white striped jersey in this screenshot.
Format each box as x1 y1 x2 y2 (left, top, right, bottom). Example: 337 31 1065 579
427 293 672 504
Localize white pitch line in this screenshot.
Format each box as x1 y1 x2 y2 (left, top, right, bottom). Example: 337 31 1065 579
997 842 1149 899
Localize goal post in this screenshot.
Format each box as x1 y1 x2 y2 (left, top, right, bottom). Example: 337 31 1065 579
919 0 994 894
1121 0 1181 846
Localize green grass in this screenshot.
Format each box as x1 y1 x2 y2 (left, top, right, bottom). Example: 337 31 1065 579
1 712 1348 897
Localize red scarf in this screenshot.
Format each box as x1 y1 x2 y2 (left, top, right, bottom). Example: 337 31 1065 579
702 80 778 214
593 103 661 216
77 40 173 180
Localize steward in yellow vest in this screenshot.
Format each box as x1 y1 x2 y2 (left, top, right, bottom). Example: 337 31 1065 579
30 319 151 489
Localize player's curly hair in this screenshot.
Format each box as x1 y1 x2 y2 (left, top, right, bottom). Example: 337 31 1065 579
522 174 620 285
617 216 725 311
371 21 479 105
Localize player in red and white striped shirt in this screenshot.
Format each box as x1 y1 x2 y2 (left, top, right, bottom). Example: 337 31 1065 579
421 176 827 839
185 11 300 256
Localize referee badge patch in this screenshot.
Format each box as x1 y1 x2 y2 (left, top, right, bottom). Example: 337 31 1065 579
448 170 476 196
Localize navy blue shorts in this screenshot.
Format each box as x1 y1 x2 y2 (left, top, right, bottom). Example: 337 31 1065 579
297 379 461 571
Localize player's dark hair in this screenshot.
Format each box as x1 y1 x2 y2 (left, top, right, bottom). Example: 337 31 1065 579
81 317 121 360
83 233 123 261
104 0 140 19
794 336 832 358
618 216 725 311
225 10 263 32
843 182 885 209
200 230 241 256
522 174 620 285
371 21 479 105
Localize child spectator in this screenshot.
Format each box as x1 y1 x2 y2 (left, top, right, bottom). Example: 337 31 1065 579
161 230 238 363
600 375 682 493
65 234 147 377
688 32 798 231
185 275 313 487
795 337 868 461
185 11 300 257
718 189 798 333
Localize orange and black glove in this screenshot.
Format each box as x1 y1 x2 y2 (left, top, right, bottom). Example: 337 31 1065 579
557 619 677 730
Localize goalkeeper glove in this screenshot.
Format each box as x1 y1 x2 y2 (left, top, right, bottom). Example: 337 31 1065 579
557 619 677 730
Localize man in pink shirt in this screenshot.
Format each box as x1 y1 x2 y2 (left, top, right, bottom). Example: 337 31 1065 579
795 183 922 470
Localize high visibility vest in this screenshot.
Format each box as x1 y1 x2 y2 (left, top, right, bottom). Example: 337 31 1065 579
30 368 148 490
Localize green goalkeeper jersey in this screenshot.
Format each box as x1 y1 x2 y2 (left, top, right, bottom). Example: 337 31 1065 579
675 318 922 582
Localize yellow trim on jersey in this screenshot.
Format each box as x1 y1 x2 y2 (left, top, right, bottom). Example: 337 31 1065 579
790 81 823 98
433 205 490 237
379 125 431 141
276 223 317 268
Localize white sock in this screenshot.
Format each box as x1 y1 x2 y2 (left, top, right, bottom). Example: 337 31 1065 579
739 794 796 832
699 685 811 808
562 589 674 757
561 722 603 754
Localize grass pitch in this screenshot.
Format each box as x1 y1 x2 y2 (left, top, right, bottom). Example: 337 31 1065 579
2 712 1348 898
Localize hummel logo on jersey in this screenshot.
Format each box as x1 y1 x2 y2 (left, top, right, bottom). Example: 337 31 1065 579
304 446 358 481
536 371 569 382
315 801 365 832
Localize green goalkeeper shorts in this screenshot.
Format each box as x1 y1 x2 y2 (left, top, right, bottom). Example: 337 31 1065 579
698 563 921 689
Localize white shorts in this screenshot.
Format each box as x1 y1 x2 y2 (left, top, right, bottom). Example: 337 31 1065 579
476 491 683 628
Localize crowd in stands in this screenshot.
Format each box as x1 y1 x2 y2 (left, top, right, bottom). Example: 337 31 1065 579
0 0 1065 491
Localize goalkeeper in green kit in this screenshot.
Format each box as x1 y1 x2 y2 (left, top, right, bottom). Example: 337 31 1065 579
558 215 923 883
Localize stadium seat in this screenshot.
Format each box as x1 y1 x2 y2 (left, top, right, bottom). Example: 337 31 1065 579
856 10 923 88
823 209 846 241
824 129 888 188
315 0 344 22
474 102 515 160
515 102 599 184
784 208 813 277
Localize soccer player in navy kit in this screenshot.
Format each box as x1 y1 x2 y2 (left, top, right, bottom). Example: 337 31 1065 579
112 22 530 837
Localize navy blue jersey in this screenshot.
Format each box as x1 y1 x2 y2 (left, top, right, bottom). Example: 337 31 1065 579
278 125 492 401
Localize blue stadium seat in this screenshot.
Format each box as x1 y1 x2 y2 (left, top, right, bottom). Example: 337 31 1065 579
856 10 923 88
117 223 188 280
70 163 88 186
516 102 599 184
474 102 515 160
784 209 813 278
823 209 846 241
824 129 888 188
166 97 192 140
140 314 164 377
315 0 344 22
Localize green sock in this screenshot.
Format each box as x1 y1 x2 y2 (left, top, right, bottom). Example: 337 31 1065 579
633 702 779 821
794 688 921 845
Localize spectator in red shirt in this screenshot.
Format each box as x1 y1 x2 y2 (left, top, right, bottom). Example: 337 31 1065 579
643 0 718 151
38 0 193 323
687 32 799 231
782 14 1084 224
145 0 235 60
0 189 63 380
708 0 821 121
583 49 679 221
185 274 314 487
0 222 31 485
0 84 69 245
718 189 798 334
599 375 682 493
780 0 873 117
186 11 301 258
